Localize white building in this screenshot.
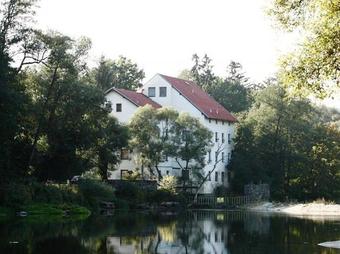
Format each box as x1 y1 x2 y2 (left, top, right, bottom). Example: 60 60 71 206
105 74 237 194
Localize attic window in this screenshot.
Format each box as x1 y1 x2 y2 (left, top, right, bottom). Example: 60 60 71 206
159 87 167 97
148 87 156 97
116 103 122 112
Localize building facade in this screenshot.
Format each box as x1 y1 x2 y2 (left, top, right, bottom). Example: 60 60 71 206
105 74 237 194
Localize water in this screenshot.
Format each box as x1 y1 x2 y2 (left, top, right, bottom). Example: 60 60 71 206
1 210 340 254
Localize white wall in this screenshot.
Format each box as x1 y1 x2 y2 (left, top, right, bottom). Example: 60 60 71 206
105 90 139 179
144 74 236 193
106 90 138 124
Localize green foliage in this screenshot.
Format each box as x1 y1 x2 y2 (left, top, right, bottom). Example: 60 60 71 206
268 0 340 97
94 117 129 180
77 179 115 210
93 55 145 91
190 54 217 91
159 175 177 194
206 62 254 113
3 182 33 208
129 106 179 179
187 55 254 113
229 84 340 200
169 112 212 171
129 106 212 182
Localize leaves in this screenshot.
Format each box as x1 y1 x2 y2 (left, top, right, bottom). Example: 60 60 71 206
268 0 340 98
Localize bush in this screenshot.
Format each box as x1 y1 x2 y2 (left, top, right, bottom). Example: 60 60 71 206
77 179 115 211
3 182 33 208
114 181 141 201
159 176 177 194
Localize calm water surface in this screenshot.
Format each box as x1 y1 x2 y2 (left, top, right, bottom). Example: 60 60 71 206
1 210 340 254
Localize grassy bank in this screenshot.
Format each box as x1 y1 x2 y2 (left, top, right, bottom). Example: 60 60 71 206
0 179 115 221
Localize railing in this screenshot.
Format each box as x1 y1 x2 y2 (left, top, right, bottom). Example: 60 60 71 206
190 194 264 208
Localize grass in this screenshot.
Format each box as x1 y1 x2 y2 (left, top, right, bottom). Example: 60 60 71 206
0 206 14 217
21 203 91 216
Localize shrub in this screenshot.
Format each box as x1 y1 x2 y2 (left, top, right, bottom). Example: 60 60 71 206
159 176 177 194
77 179 115 211
3 182 33 208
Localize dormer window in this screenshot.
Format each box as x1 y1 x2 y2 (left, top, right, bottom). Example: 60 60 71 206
159 87 167 97
148 87 156 97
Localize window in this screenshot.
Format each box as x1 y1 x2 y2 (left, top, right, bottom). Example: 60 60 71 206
222 133 225 143
160 153 168 162
215 132 218 142
215 120 218 124
116 103 122 112
209 119 211 123
215 171 218 182
121 149 129 160
222 152 224 162
148 87 156 97
208 151 211 163
221 172 225 183
215 151 218 163
215 231 218 242
166 170 169 175
228 152 231 162
208 171 211 181
228 133 231 144
159 87 167 97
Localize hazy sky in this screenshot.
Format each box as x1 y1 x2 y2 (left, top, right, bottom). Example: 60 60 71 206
30 0 339 109
35 0 298 83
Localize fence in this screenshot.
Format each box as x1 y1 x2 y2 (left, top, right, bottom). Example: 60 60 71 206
191 194 265 208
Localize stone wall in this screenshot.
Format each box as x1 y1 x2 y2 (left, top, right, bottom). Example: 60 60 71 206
108 179 158 191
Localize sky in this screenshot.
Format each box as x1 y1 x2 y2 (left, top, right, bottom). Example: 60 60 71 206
34 0 297 83
26 0 338 109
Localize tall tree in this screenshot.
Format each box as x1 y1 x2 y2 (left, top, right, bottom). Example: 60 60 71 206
190 54 217 90
0 0 37 181
229 84 340 200
94 117 129 181
94 55 145 91
167 113 212 189
268 0 340 98
129 106 179 180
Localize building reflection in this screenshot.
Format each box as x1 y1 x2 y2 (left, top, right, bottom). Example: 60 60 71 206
105 211 270 254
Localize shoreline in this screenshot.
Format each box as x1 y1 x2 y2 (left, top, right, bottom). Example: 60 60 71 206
248 201 340 216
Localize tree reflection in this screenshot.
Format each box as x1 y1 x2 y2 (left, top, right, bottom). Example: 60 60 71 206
1 211 340 254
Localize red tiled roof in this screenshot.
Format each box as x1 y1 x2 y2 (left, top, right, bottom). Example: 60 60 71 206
160 74 237 122
107 88 161 109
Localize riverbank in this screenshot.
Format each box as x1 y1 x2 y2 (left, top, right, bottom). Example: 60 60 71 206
0 203 91 221
248 201 340 216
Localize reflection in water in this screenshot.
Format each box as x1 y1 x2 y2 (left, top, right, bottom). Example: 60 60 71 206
1 211 340 254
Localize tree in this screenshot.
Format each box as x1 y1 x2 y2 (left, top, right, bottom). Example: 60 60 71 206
167 113 213 189
26 32 92 172
268 0 340 98
187 56 254 113
207 62 253 113
192 143 224 203
229 84 340 200
94 117 129 181
129 106 212 184
94 55 145 91
0 0 38 181
190 54 217 90
129 106 177 180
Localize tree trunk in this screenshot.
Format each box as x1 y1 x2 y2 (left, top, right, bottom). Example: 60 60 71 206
27 66 58 171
